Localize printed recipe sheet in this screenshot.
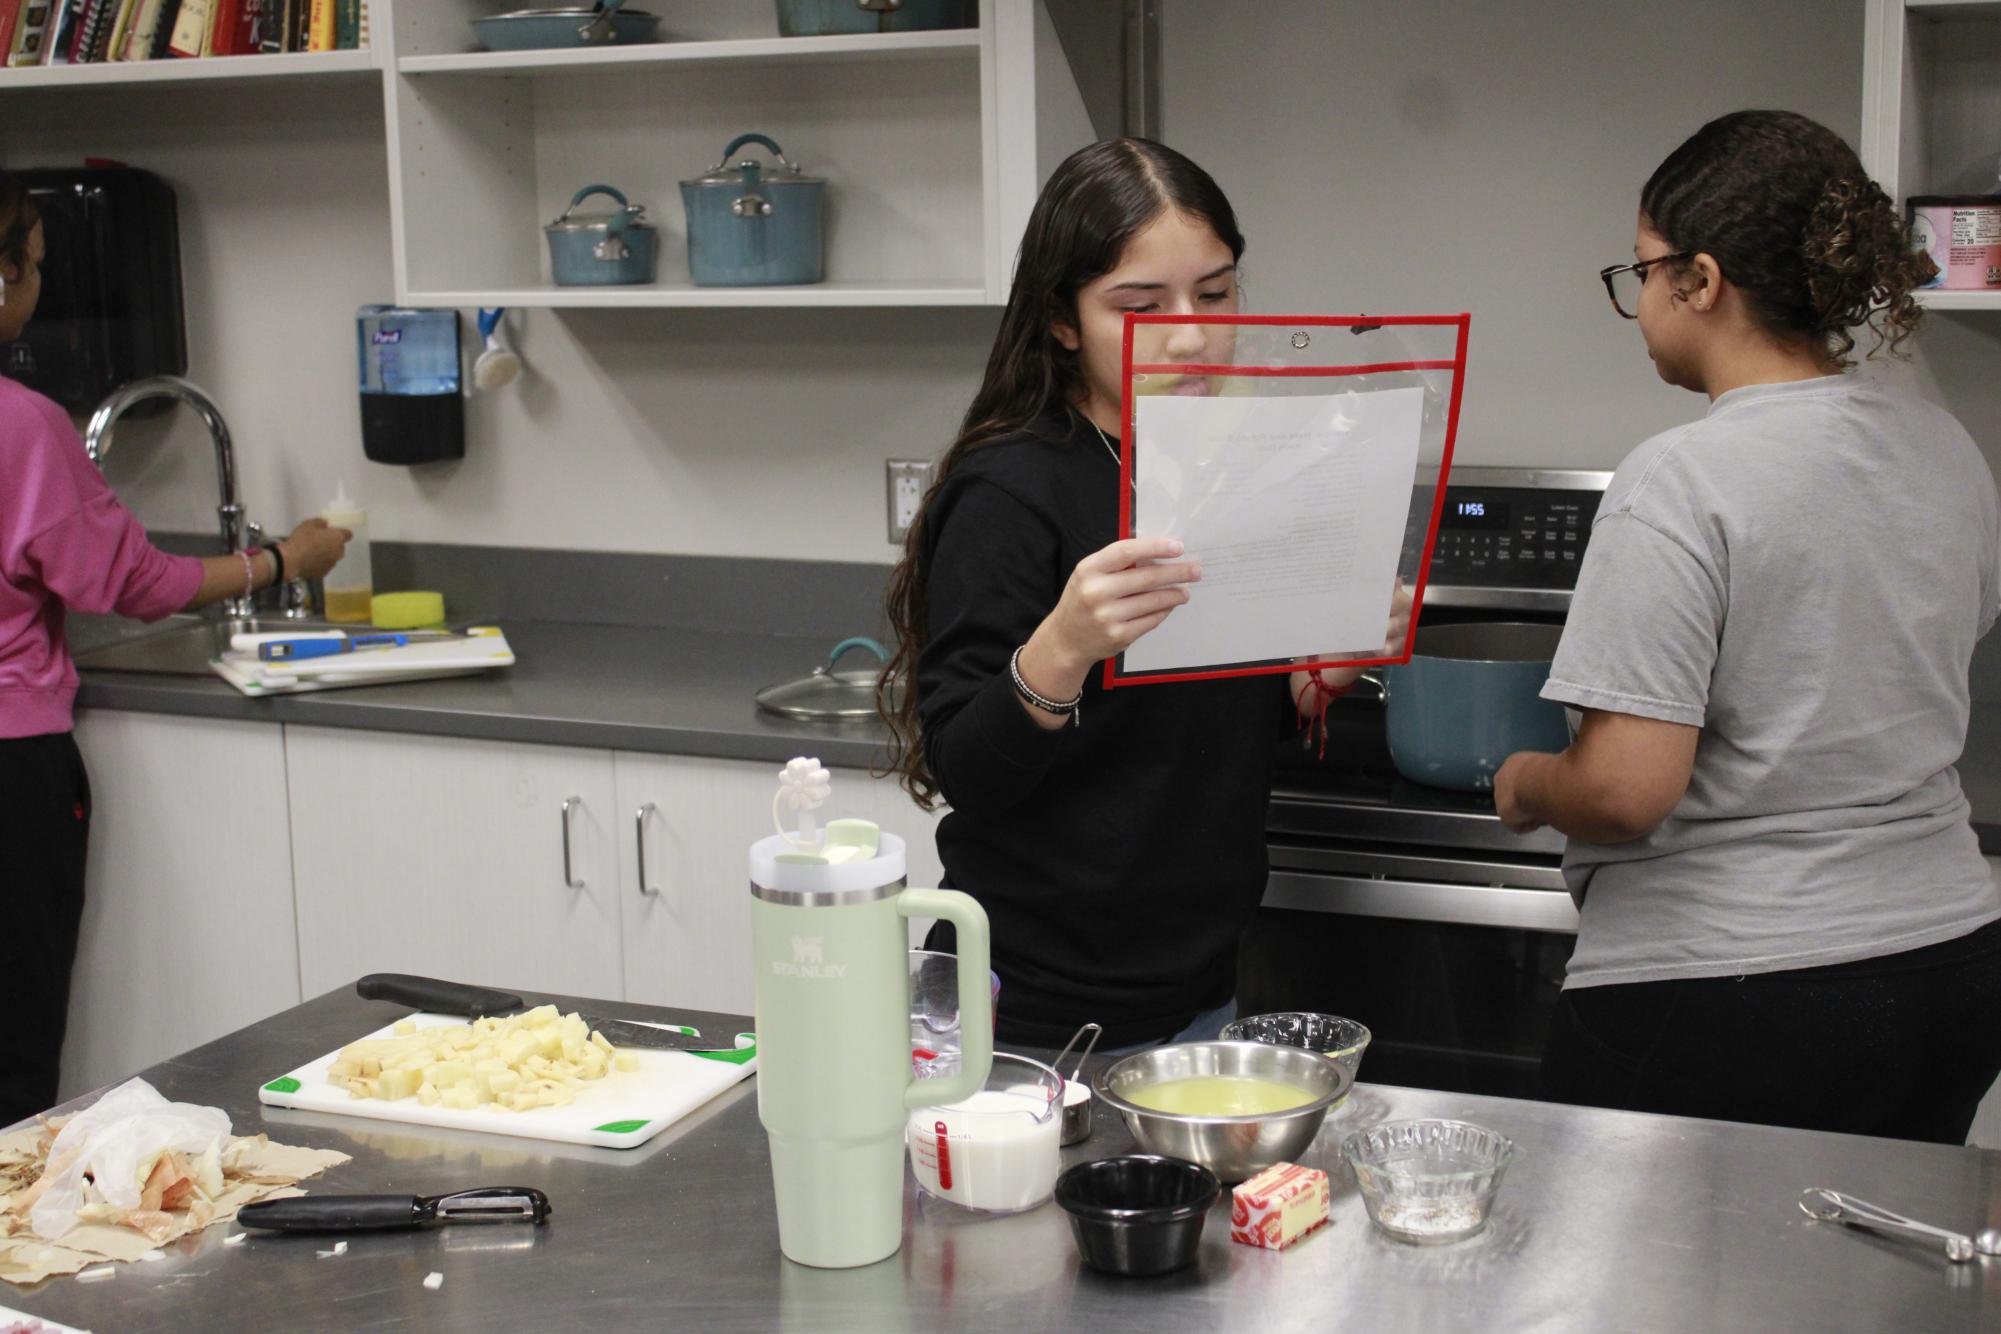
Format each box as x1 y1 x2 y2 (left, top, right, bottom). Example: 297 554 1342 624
1125 386 1424 674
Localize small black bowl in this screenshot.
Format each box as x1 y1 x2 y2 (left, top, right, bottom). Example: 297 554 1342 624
1054 1154 1221 1277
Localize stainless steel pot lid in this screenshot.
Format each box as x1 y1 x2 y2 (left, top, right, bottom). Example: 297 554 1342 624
682 133 823 188
756 637 900 720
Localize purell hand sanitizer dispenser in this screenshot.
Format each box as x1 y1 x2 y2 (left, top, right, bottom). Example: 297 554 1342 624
750 759 992 1269
357 305 464 465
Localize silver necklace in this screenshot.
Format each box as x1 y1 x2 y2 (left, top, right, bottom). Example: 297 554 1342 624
1091 420 1129 480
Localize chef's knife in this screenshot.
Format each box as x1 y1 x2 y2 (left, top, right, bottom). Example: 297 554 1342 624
239 1187 551 1233
354 973 732 1054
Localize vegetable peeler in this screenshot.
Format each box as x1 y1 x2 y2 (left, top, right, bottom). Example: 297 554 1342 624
238 1187 552 1233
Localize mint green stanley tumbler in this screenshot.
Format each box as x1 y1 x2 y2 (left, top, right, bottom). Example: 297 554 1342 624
751 829 992 1269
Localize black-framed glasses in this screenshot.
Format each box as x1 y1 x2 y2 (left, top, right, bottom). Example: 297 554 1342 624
1598 252 1692 319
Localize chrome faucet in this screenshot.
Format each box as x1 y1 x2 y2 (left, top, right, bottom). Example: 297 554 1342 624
84 375 308 619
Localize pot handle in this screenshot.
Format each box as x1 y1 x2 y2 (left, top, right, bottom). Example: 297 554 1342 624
825 637 888 670
714 133 802 177
560 184 638 236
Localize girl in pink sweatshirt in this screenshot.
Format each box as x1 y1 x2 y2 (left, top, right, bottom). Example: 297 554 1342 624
1 173 349 1126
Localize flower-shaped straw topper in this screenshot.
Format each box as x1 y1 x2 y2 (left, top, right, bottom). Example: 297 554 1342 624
774 756 833 849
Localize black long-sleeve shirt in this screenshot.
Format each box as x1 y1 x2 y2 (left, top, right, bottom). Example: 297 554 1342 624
917 410 1292 1047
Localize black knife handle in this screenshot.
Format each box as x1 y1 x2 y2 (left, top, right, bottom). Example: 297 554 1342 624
238 1195 427 1232
355 974 523 1017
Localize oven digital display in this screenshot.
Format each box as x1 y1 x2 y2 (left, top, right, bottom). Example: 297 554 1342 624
1443 498 1510 530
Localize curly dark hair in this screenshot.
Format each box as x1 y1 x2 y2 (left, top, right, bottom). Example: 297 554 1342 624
877 138 1245 809
0 170 40 278
1640 110 1932 367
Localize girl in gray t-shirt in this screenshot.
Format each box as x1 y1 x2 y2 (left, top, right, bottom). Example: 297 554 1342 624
1495 110 2001 1144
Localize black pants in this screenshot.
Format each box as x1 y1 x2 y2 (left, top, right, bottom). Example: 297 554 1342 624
0 731 90 1129
1543 916 2001 1145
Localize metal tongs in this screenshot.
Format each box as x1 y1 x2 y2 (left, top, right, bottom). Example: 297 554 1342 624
239 1187 553 1233
1798 1187 1996 1263
1052 1022 1103 1147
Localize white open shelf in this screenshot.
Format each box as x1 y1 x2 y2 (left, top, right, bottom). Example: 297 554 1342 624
1915 288 2001 310
401 279 992 309
397 29 981 77
1864 0 2001 315
0 48 378 89
0 1 1089 309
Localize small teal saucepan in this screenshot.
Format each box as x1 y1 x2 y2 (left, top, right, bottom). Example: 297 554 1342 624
1361 621 1571 792
471 1 660 51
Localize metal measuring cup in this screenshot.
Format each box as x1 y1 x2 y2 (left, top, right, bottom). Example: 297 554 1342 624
1051 1022 1103 1146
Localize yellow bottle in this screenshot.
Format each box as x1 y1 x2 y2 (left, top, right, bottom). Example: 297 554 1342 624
321 483 373 624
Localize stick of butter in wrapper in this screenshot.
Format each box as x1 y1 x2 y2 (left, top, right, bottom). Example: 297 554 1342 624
1230 1162 1330 1250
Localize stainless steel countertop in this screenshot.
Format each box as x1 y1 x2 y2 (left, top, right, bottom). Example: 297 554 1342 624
8 986 1999 1332
70 615 2001 855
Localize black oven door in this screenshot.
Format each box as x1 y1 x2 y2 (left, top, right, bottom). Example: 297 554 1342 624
1241 847 1579 1101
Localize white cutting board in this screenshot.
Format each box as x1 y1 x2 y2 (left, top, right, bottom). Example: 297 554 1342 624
211 629 516 695
257 1014 757 1150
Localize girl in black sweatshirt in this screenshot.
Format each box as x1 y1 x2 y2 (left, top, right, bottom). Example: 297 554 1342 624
881 140 1404 1049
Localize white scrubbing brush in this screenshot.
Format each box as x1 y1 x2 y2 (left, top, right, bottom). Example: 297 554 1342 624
473 307 521 391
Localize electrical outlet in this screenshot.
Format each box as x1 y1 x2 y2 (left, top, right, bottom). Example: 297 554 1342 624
886 460 932 544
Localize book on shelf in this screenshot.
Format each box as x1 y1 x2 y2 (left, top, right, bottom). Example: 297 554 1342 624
102 0 138 59
330 0 351 49
117 0 167 58
5 0 53 65
304 0 329 52
163 0 203 54
0 0 23 62
41 0 79 63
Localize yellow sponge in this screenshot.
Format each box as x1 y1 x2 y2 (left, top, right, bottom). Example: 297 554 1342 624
370 591 446 630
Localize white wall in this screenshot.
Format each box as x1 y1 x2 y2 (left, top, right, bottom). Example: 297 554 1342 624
5 2 1997 571
1160 0 2001 479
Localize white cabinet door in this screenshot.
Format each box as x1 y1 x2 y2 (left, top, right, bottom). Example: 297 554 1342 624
63 711 300 1098
286 726 623 1002
616 754 944 1015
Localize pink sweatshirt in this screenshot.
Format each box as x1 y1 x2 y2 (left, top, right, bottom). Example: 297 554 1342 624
1 376 203 739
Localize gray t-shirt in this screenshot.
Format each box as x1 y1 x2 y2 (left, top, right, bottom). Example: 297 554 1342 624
1544 374 2001 989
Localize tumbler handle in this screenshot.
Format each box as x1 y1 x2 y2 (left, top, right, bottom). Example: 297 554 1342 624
896 887 991 1110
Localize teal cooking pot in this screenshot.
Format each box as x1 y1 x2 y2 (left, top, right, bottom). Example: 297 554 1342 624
775 0 976 36
544 184 657 286
1362 622 1572 793
680 135 826 287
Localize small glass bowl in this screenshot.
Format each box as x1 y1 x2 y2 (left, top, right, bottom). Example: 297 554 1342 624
1341 1118 1515 1244
1220 1012 1372 1087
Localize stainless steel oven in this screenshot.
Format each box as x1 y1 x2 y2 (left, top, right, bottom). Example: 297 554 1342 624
1245 468 1611 1100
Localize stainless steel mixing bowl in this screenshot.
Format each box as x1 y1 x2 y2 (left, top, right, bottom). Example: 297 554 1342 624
1093 1041 1352 1182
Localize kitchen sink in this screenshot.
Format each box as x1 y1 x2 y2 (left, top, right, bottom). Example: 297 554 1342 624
70 613 348 677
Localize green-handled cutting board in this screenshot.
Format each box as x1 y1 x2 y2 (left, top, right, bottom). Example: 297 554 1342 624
257 1014 756 1149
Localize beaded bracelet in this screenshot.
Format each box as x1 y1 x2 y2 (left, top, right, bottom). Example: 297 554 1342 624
237 549 256 600
1009 645 1083 727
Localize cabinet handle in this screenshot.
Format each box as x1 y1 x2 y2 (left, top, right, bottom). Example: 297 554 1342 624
561 796 585 889
635 802 660 897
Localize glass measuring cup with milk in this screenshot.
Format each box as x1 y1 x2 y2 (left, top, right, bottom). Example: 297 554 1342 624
908 1053 1063 1213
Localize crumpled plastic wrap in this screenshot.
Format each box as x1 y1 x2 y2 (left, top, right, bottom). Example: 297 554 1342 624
27 1079 231 1242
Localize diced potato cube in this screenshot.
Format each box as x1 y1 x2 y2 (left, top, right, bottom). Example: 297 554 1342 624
417 1083 440 1107
614 1052 640 1073
589 1031 614 1055
487 1070 521 1097
380 1068 422 1101
393 1019 417 1036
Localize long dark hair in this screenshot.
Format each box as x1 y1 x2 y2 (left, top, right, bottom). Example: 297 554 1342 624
1640 110 1930 367
878 138 1245 808
0 171 39 278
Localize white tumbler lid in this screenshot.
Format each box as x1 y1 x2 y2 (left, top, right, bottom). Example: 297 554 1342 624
750 831 907 904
